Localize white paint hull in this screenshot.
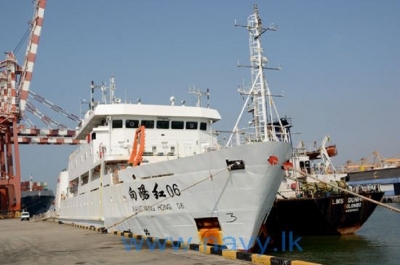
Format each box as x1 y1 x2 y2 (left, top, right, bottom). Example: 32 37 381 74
58 141 292 250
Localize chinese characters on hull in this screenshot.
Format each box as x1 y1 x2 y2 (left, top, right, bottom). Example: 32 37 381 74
128 183 181 201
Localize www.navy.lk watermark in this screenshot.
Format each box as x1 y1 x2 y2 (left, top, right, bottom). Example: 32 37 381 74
122 231 302 253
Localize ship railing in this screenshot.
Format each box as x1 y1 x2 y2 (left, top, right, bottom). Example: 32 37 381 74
293 146 309 157
225 125 290 147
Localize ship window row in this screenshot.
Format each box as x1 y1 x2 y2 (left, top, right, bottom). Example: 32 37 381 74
112 119 207 131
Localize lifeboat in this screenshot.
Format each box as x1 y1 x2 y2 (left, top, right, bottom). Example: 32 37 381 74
307 145 337 160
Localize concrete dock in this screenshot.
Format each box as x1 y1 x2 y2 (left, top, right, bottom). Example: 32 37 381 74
0 218 321 265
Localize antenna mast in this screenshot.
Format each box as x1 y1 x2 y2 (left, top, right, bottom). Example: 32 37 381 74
228 4 287 146
188 86 210 108
243 4 279 140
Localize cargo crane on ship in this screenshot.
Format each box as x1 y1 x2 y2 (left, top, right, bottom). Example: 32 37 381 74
0 0 82 218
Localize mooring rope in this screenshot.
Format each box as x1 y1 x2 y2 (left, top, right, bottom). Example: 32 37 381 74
283 163 400 214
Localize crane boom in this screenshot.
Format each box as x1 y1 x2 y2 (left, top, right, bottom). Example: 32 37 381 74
29 90 81 123
25 101 68 129
18 0 47 119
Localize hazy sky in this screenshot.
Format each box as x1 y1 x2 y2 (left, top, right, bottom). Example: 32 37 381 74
1 0 399 191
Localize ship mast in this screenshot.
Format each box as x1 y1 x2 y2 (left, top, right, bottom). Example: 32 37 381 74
227 5 287 145
246 4 277 140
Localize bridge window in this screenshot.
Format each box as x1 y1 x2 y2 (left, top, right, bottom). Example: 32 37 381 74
200 122 207 131
126 119 139 128
186 121 198 130
171 121 184 129
81 174 89 186
141 120 154 128
157 120 170 129
112 120 123 128
91 132 96 140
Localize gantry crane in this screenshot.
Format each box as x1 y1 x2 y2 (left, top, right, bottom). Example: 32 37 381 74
342 151 386 172
0 0 83 218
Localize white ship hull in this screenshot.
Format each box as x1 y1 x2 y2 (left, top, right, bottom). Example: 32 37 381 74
58 141 292 250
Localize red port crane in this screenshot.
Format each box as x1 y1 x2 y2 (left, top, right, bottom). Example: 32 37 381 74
0 0 82 218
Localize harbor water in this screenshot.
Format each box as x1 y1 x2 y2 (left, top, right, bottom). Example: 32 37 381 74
276 203 400 265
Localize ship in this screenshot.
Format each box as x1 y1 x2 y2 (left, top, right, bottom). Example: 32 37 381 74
263 136 384 246
21 180 55 216
55 5 293 251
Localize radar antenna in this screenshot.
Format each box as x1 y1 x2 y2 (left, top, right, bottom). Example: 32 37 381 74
188 86 210 108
